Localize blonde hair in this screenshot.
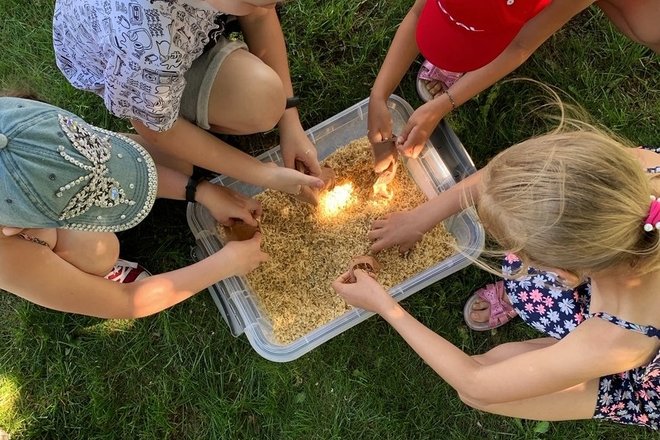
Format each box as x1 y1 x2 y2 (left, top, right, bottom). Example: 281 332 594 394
477 126 660 280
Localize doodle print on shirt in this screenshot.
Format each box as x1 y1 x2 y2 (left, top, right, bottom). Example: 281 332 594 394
53 0 222 132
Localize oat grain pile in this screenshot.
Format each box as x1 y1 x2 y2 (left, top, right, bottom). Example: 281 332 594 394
218 137 456 344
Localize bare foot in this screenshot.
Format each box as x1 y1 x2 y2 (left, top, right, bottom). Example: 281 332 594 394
464 282 517 331
423 80 445 99
469 286 514 325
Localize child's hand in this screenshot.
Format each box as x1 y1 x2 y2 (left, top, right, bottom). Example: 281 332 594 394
332 269 395 314
280 127 322 177
397 101 444 159
368 98 396 171
263 163 324 195
196 182 262 226
222 232 269 276
368 210 426 253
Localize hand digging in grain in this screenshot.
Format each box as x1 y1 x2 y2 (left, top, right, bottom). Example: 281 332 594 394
216 137 456 344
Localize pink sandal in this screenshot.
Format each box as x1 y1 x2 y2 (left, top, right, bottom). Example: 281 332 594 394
463 281 517 331
416 60 464 103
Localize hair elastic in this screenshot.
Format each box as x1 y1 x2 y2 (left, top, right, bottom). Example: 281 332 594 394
643 195 660 232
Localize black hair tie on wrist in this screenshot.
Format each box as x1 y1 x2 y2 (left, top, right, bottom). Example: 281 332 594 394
186 166 213 203
285 96 300 109
185 176 201 203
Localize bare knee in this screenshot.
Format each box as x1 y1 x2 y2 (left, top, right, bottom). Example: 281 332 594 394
208 50 286 134
232 65 286 133
54 231 120 276
598 0 660 53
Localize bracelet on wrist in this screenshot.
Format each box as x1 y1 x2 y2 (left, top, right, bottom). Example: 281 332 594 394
186 166 213 203
443 89 457 111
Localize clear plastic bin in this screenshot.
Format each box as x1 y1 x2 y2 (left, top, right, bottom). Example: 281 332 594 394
187 95 484 362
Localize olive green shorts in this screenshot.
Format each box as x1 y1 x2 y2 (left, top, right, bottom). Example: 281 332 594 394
180 36 247 130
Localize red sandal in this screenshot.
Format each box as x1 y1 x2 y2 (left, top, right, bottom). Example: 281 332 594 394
463 281 517 331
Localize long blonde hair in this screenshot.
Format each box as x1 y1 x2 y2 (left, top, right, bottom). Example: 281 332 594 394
477 126 660 280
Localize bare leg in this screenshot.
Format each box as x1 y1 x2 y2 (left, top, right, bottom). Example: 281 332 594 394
461 380 599 421
126 50 286 175
597 0 660 53
461 338 599 420
53 230 120 277
207 49 286 135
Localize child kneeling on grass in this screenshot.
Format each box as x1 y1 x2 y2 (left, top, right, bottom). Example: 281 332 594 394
0 97 268 318
335 124 660 429
53 0 324 202
368 0 660 166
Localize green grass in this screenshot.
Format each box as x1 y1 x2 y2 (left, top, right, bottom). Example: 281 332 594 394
1 0 659 438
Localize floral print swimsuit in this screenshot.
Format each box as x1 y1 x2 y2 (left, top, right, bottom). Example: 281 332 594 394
501 147 660 429
503 254 660 429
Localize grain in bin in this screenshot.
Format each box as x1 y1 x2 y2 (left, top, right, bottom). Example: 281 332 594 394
187 96 484 362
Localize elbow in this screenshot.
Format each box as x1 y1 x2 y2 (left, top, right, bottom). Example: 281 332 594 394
505 40 535 69
453 369 501 410
457 386 502 411
123 277 183 318
119 283 164 319
458 391 495 412
131 119 169 147
455 382 490 409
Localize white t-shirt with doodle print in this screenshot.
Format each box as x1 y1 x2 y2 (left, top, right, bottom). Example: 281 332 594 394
53 0 223 132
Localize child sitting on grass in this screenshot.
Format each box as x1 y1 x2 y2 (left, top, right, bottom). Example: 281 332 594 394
335 122 660 429
53 0 324 203
368 0 660 167
0 96 267 318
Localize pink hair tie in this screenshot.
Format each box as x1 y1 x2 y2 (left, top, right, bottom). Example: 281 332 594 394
644 195 660 232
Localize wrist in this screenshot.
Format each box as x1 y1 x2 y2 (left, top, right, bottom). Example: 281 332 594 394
429 92 454 115
279 107 302 128
379 300 404 320
186 175 206 203
370 87 390 102
259 163 278 189
214 245 240 277
410 205 436 234
194 180 214 206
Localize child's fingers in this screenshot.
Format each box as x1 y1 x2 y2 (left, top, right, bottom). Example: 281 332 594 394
400 128 424 159
282 150 295 170
370 237 390 253
301 155 322 177
239 213 259 227
371 217 389 230
353 268 371 281
300 174 324 189
332 271 353 289
366 228 382 241
252 203 263 220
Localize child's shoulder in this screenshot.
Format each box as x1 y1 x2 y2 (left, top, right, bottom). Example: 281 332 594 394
627 146 660 172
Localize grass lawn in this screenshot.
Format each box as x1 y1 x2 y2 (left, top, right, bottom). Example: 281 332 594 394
1 0 659 439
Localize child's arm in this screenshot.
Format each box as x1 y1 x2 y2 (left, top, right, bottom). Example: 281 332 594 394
0 232 267 319
370 168 482 252
368 0 427 144
333 271 652 406
398 0 594 157
155 164 262 226
132 117 323 195
238 7 322 176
